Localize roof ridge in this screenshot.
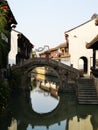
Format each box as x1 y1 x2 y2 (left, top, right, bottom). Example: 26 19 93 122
65 19 92 33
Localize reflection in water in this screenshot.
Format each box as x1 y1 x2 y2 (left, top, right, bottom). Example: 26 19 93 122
30 87 59 114
1 74 98 130
26 120 67 130
1 92 98 130
68 115 93 130
8 118 17 130
30 77 60 114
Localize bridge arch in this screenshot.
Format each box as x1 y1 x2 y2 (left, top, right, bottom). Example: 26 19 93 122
24 62 64 90
21 58 72 90
27 65 61 81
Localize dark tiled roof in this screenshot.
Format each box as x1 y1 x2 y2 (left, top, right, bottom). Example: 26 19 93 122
65 19 92 34
49 42 67 51
65 14 98 34
40 42 67 55
86 35 98 49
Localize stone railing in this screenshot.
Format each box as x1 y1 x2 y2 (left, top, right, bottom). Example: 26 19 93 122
12 57 82 81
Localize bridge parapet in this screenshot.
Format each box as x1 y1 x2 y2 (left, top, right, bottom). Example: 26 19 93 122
20 58 81 79
12 58 82 79
11 58 82 90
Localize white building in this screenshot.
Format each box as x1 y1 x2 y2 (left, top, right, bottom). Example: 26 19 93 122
64 14 98 76
8 29 19 65
8 29 33 66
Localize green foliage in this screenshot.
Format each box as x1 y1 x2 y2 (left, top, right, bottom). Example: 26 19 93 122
0 79 10 114
0 8 7 33
0 8 9 41
31 81 35 90
0 8 9 66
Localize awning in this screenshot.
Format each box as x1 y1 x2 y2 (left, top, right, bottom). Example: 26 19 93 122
86 35 98 49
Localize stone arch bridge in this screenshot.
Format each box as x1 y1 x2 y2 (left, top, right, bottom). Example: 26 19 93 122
12 58 82 90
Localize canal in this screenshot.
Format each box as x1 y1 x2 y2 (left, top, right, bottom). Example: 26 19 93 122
0 73 98 130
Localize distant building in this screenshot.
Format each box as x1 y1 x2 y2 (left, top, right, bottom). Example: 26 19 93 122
39 41 70 65
39 14 98 76
8 29 34 65
64 14 98 75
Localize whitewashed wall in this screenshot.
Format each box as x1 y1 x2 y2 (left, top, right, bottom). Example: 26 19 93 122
8 30 18 66
65 18 98 75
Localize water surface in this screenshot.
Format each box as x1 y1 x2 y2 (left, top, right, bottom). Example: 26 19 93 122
1 74 98 130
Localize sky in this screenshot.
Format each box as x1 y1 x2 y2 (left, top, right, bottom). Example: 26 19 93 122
7 0 98 49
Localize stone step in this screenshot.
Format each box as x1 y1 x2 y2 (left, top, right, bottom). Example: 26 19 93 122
78 90 96 92
78 93 98 98
78 88 96 90
78 91 96 93
78 81 94 84
78 80 94 85
78 99 98 102
77 77 98 104
78 94 97 97
78 101 98 104
78 84 95 87
78 97 97 100
78 88 96 91
78 77 93 80
78 82 94 84
78 95 97 98
78 90 96 93
78 86 95 88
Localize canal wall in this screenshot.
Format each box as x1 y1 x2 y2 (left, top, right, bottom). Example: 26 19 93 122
94 77 98 96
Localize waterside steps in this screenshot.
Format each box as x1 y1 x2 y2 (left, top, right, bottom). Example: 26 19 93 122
77 77 98 104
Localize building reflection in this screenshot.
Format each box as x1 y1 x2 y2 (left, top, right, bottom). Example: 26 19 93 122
67 115 93 130
6 91 98 130
8 118 17 130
